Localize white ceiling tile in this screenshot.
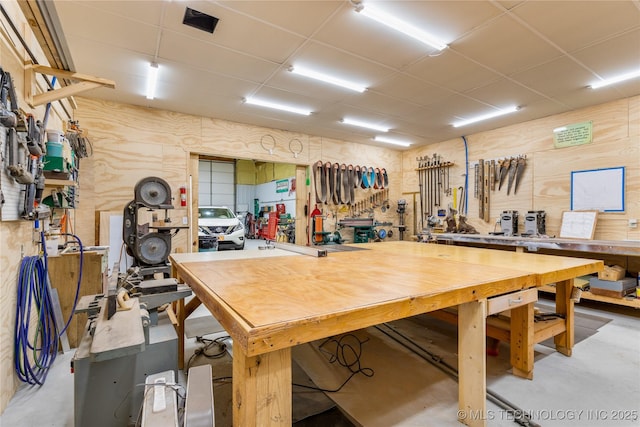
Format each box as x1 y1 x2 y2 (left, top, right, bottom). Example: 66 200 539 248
405 50 502 93
312 5 439 69
453 14 562 76
217 1 344 37
512 1 640 53
573 29 640 79
55 1 158 55
159 31 279 83
373 74 452 107
463 78 546 109
344 91 423 119
512 57 598 97
162 1 306 63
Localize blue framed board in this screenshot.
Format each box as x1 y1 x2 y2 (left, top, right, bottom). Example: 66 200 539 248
570 167 625 212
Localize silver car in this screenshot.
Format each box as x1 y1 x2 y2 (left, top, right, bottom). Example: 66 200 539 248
198 206 245 250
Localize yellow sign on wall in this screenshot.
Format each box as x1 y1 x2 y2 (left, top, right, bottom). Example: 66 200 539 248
553 121 593 148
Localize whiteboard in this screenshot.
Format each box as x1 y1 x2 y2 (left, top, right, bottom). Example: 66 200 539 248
570 167 624 212
559 210 598 239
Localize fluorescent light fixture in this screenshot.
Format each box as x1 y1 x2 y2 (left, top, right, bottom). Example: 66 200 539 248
452 106 519 128
289 66 367 93
374 135 411 147
243 97 312 116
589 68 640 89
146 62 159 100
355 3 448 51
341 117 390 132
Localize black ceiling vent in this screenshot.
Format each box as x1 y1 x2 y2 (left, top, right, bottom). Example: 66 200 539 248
183 7 219 34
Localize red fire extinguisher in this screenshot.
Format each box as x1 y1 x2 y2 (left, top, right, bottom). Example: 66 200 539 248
180 185 187 207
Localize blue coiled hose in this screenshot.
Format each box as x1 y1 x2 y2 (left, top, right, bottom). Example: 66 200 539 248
14 232 84 385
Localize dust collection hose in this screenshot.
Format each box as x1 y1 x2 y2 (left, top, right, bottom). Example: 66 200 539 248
14 229 84 385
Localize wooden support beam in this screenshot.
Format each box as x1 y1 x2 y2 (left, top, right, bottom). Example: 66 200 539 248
554 279 575 356
25 63 115 108
510 302 534 379
31 64 116 88
233 346 291 426
458 299 487 427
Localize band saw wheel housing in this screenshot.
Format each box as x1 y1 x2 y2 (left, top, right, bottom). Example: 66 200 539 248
134 177 172 208
135 233 172 265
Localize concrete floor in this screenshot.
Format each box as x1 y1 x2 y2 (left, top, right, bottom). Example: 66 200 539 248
2 240 639 426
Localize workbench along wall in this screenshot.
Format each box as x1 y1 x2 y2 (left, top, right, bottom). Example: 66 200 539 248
403 95 640 241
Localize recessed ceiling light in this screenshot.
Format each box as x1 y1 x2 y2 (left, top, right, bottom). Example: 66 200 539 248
589 68 640 89
243 97 312 116
289 66 367 93
452 106 519 128
341 117 390 132
374 135 412 147
355 2 448 51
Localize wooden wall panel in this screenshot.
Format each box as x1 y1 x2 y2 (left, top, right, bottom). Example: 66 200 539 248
0 2 65 412
200 118 313 164
74 98 404 251
403 96 640 240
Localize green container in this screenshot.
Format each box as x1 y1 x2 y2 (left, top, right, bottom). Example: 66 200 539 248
46 141 63 157
43 156 68 172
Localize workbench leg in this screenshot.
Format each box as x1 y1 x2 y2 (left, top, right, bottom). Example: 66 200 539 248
233 346 291 427
554 279 574 356
458 300 487 427
177 296 203 370
174 298 185 370
510 302 534 379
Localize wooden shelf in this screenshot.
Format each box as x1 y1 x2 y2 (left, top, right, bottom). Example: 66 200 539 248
428 307 566 344
45 178 76 187
540 284 640 309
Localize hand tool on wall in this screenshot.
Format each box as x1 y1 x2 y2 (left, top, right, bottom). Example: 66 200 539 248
498 158 509 191
490 160 495 191
435 154 441 208
417 158 424 228
477 159 484 219
513 156 527 194
506 157 518 195
458 186 466 215
424 157 430 220
474 163 479 199
483 160 490 222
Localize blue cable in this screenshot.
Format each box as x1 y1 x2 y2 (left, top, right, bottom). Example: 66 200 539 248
13 232 84 385
462 136 469 216
14 252 58 385
58 233 83 335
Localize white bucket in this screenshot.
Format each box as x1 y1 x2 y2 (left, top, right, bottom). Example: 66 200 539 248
47 130 64 143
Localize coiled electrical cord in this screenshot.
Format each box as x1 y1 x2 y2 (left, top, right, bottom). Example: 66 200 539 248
14 234 58 385
13 231 84 385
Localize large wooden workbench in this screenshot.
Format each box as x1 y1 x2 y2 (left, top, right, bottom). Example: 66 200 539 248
435 233 640 308
170 242 601 427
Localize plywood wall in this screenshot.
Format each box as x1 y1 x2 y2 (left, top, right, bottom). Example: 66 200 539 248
403 96 640 240
0 2 66 413
72 97 404 252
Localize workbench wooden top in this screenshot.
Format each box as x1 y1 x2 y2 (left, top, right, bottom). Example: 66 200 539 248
359 241 603 286
172 242 580 356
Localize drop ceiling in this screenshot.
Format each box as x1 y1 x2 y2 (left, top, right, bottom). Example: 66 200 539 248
46 0 640 149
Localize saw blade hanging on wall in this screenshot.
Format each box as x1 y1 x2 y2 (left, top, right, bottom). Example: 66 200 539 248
513 156 527 194
506 157 518 195
498 158 510 190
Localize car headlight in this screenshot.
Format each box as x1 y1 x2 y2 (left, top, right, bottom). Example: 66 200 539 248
231 223 244 233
